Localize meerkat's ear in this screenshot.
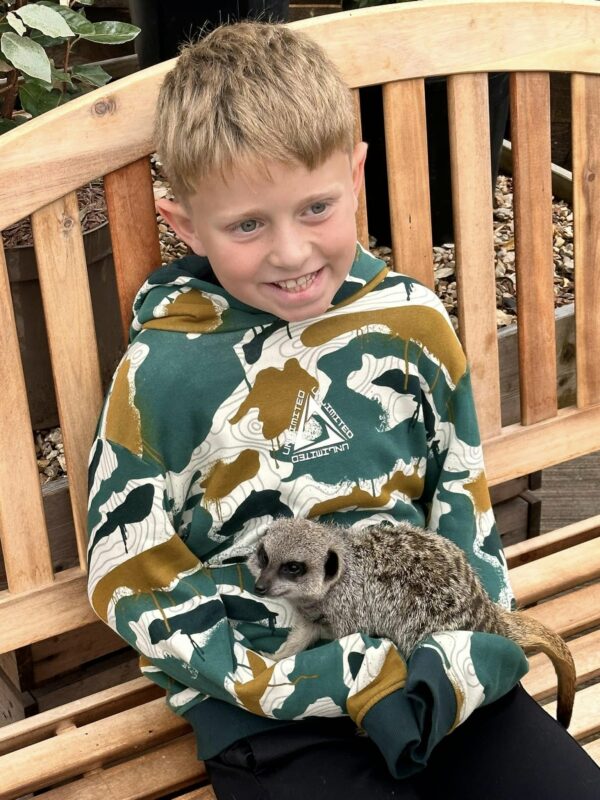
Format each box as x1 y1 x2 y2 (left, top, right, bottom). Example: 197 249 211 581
324 550 339 580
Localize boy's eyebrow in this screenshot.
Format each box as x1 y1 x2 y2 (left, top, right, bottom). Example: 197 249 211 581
216 185 345 222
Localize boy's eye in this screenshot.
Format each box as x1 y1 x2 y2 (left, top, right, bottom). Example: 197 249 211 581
238 219 258 233
309 202 328 215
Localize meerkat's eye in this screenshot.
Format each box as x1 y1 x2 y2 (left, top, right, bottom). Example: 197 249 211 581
280 561 306 579
257 545 269 568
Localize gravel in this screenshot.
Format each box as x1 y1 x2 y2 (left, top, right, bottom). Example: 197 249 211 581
30 161 575 484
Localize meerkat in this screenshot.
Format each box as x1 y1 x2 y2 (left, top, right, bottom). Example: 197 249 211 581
248 518 575 728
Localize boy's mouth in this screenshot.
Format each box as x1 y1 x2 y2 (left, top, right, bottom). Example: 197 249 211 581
272 269 321 293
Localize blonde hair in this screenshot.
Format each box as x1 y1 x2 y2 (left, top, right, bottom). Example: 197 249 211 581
154 21 355 200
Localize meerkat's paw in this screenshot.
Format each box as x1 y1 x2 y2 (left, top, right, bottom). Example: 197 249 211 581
268 642 300 661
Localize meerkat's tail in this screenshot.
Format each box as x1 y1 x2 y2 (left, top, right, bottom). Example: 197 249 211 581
497 608 576 728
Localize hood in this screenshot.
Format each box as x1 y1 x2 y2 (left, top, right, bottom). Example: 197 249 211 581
130 245 388 342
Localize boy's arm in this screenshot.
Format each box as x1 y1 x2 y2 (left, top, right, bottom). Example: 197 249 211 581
88 435 527 778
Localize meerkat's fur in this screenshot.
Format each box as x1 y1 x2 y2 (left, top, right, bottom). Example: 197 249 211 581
248 518 575 728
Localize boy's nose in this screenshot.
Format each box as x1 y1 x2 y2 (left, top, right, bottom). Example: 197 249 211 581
267 226 311 271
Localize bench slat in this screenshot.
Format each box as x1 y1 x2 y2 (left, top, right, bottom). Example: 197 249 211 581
0 240 54 592
352 89 369 250
383 78 434 289
0 675 160 755
572 72 600 408
447 72 501 440
510 72 557 425
0 697 189 800
0 569 96 656
484 403 600 485
523 582 600 638
504 515 600 568
521 628 600 700
173 788 217 800
584 737 600 767
32 193 104 569
104 158 163 344
541 681 600 742
509 537 600 605
34 734 205 800
3 1 600 231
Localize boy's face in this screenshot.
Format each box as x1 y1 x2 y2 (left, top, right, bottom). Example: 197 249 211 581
157 144 367 322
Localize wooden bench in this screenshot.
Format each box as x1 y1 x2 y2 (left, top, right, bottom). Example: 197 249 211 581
1 0 599 796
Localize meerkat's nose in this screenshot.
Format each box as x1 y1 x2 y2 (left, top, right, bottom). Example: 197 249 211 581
254 582 268 596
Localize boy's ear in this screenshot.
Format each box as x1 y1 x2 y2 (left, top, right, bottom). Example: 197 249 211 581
155 198 207 256
351 142 368 208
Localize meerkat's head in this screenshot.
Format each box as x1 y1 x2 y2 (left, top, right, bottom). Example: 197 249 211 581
248 518 345 602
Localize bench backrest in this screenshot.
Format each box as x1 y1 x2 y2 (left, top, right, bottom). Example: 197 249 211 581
1 0 599 656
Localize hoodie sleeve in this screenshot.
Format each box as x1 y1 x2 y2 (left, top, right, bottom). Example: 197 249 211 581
357 364 528 775
88 433 527 777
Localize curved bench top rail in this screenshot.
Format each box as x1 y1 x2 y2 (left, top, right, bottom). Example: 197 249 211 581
1 0 600 228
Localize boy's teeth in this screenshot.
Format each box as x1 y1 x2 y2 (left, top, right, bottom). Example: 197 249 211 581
275 271 317 292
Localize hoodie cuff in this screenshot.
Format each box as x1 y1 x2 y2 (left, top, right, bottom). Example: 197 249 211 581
358 632 529 778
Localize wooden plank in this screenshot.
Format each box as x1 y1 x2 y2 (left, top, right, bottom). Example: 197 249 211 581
3 2 600 229
523 583 600 638
493 494 530 545
0 698 190 800
521 628 600 701
104 159 163 344
505 515 600 568
572 73 600 407
382 79 434 289
509 537 600 606
34 735 206 800
541 681 600 741
510 72 557 424
0 569 97 655
173 788 217 800
489 476 530 505
352 89 369 250
33 650 140 714
483 403 600 486
30 622 126 686
0 662 24 727
32 194 104 569
447 72 501 440
0 239 54 592
584 737 600 767
175 789 217 800
0 653 19 689
497 304 576 427
0 676 160 755
539 451 600 534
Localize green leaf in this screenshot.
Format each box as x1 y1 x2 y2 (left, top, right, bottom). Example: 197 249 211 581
29 29 64 48
37 2 94 36
6 11 26 35
0 117 23 134
1 32 51 82
75 0 96 5
19 79 63 116
71 62 110 87
15 4 74 39
49 65 73 88
79 20 140 45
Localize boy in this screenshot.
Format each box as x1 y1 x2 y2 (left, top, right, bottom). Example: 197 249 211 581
87 21 599 799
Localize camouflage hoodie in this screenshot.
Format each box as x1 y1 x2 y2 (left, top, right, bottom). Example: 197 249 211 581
87 244 527 777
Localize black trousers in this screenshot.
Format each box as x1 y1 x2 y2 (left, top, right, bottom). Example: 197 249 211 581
205 686 600 799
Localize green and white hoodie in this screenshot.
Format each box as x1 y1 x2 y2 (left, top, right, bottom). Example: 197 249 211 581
87 245 527 777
